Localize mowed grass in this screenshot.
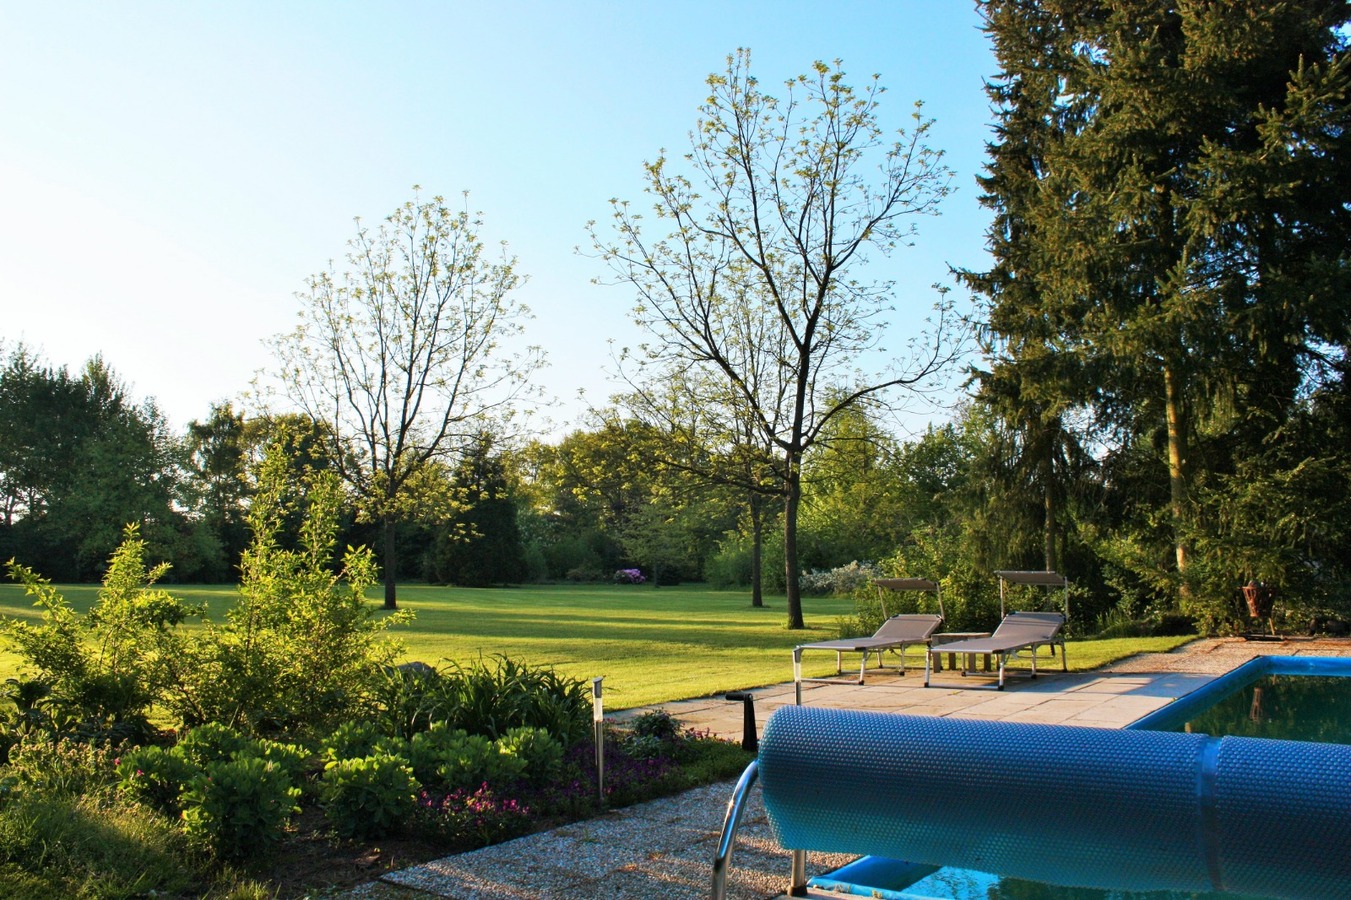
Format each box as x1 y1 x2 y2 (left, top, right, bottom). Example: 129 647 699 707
0 582 1196 710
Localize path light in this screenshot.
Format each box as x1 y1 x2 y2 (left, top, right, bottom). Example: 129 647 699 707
592 677 605 806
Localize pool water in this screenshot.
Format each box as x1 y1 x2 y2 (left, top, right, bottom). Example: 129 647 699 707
812 857 1262 900
1154 674 1351 743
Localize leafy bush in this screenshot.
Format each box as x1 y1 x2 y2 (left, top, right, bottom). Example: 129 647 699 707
495 726 564 787
613 568 645 584
180 756 300 858
394 657 589 746
253 738 311 785
2 527 198 741
413 783 533 847
434 733 521 792
6 736 118 800
166 441 411 735
371 663 444 741
173 721 250 769
319 754 418 839
116 745 197 813
320 720 384 764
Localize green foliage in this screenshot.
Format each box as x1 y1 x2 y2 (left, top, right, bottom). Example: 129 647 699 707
173 721 251 768
437 657 591 746
180 756 300 858
495 726 564 787
0 793 201 899
320 720 383 764
115 745 196 813
432 733 513 791
5 736 118 801
2 526 196 740
168 439 409 733
319 753 418 839
404 722 469 785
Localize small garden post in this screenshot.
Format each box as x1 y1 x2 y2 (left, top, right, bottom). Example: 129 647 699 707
592 677 605 806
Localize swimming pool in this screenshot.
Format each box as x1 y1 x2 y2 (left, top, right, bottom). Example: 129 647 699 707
1129 655 1351 741
803 655 1351 900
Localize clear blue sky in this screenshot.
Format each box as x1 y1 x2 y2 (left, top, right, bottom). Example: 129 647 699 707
1 1 997 437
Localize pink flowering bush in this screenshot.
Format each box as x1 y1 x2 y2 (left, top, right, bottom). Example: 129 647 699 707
613 568 645 584
414 783 533 846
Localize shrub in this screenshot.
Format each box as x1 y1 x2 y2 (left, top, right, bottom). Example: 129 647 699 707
252 738 311 785
613 568 645 584
180 756 300 858
319 754 418 839
435 657 590 746
166 441 411 734
6 736 118 800
320 720 383 764
405 722 468 786
174 722 250 769
413 783 533 847
434 733 522 792
705 539 752 589
627 709 681 742
495 726 564 787
371 663 444 740
2 528 198 741
116 745 196 813
799 560 882 597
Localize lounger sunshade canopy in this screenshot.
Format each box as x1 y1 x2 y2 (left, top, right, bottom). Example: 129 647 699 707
996 570 1069 618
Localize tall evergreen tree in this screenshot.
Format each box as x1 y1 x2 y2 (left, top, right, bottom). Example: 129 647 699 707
973 0 1351 619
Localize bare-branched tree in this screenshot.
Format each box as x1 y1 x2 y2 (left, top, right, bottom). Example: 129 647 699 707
271 190 543 609
592 50 960 628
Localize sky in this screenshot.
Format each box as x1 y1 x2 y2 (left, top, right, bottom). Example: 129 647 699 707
0 1 999 439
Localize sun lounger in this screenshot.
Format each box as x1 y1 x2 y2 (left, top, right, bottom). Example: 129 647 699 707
923 611 1066 690
793 614 943 694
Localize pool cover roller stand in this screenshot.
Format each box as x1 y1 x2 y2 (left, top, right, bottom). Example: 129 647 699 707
754 705 1351 898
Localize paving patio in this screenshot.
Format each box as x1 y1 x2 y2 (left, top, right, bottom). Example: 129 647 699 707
350 636 1351 900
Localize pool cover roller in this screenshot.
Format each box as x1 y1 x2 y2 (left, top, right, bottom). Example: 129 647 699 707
758 705 1351 898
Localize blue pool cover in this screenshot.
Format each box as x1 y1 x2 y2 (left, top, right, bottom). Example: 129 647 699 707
759 704 1351 898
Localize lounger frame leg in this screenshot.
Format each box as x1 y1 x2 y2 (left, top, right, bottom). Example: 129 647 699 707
793 648 803 705
924 650 933 687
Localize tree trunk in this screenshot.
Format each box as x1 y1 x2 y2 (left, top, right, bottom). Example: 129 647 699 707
383 517 399 610
1040 424 1058 573
783 460 805 629
1163 364 1192 597
749 494 764 608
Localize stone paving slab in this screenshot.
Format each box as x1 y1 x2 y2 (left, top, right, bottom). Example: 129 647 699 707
358 636 1351 899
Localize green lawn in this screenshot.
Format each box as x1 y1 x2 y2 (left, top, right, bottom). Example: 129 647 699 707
0 582 1196 710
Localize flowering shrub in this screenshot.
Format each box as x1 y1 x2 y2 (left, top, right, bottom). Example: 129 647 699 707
414 783 533 846
613 568 645 584
799 560 883 596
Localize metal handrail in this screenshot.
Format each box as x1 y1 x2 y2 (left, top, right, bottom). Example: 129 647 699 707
710 759 759 900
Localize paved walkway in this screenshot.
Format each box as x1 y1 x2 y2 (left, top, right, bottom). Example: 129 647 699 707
351 637 1351 899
